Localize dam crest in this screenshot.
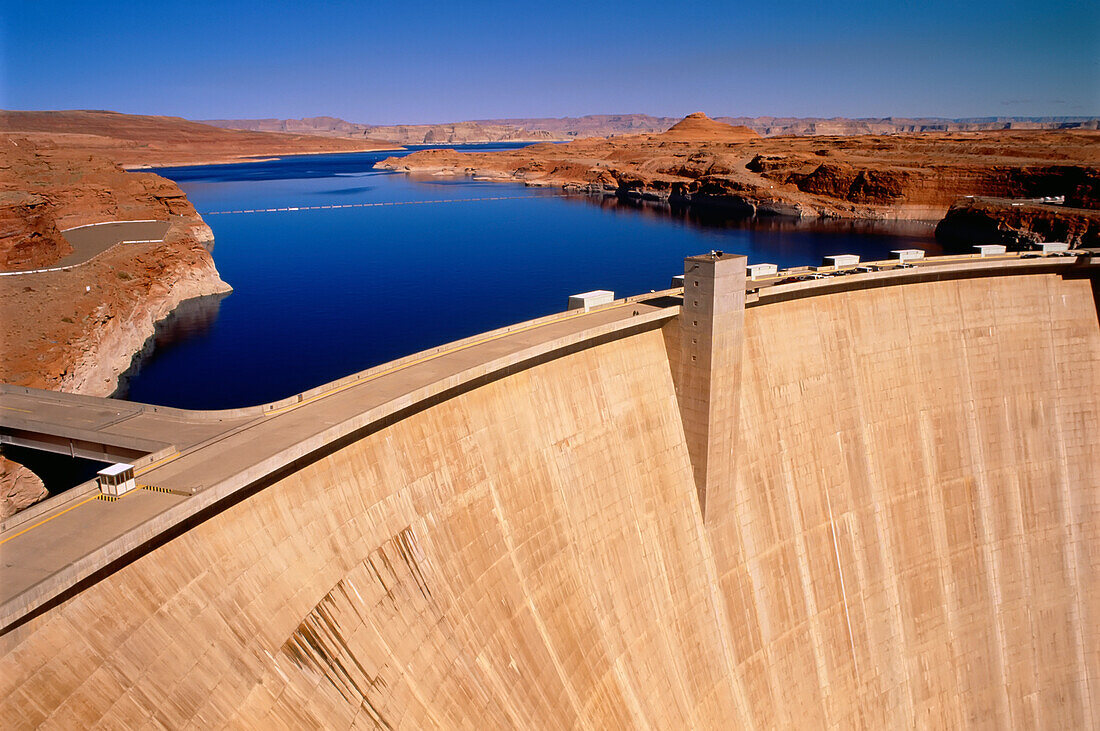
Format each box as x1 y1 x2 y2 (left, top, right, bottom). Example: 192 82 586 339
1 250 1098 728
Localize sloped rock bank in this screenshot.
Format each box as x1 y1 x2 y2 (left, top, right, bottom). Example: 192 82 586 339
378 115 1100 222
0 456 47 520
935 197 1100 252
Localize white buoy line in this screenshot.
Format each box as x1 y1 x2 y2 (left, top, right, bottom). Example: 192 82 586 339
202 194 570 216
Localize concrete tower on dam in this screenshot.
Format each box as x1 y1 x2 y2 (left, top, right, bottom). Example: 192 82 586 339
677 252 746 521
1 250 1098 728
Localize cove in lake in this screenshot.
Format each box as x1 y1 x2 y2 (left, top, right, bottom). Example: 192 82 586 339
117 144 937 410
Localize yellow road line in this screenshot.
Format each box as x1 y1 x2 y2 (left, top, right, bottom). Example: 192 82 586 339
0 303 635 544
0 405 32 413
267 303 628 416
0 495 99 545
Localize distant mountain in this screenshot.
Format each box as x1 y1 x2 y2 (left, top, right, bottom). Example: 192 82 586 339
472 114 676 137
207 113 1099 144
0 110 396 166
474 114 1100 138
203 117 560 145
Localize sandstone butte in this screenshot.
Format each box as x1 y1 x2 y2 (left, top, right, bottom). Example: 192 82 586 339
377 112 1100 227
0 111 400 513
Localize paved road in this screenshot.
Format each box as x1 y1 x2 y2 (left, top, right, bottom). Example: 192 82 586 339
2 250 1096 629
1 220 171 275
0 296 677 628
56 220 171 266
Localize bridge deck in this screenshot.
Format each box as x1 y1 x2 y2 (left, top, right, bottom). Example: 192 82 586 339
2 251 1096 631
0 297 676 629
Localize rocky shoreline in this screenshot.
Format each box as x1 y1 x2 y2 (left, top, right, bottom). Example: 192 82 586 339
935 196 1100 252
0 110 389 515
54 224 232 397
377 113 1100 226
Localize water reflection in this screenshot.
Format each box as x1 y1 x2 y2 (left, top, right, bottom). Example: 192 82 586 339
122 150 939 409
572 192 941 249
113 291 229 399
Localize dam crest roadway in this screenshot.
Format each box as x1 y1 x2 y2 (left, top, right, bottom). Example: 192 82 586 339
1 247 1098 728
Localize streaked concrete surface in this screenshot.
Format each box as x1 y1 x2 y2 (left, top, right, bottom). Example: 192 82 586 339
0 253 1097 728
0 297 676 626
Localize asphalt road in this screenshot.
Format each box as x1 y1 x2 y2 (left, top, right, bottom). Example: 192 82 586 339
54 220 171 268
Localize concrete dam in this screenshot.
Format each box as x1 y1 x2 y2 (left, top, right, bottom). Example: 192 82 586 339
1 251 1098 728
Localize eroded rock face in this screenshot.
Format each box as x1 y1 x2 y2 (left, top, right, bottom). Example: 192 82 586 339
935 197 1100 252
0 139 205 271
203 116 560 145
376 116 1100 221
0 456 48 520
0 136 233 396
208 112 1100 141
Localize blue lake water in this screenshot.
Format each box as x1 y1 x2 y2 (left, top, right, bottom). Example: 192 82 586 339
118 144 937 410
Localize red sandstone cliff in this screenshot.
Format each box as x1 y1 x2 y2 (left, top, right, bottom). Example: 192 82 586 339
935 197 1100 252
0 133 233 398
377 115 1100 221
0 456 48 520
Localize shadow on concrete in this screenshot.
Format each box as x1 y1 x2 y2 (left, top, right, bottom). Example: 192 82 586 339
1 315 668 637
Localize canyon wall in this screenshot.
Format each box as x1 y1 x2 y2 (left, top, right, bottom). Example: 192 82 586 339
379 120 1100 222
1 272 1096 728
0 132 233 397
209 113 1100 142
936 197 1100 252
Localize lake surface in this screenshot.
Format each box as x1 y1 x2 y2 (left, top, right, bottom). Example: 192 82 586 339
119 144 936 410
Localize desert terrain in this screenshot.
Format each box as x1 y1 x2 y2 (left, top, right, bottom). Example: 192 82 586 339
204 115 563 145
0 111 401 513
3 110 1097 518
378 113 1100 233
210 112 1100 143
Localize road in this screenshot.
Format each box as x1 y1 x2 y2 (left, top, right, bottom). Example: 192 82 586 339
0 295 677 629
1 219 170 275
2 249 1096 630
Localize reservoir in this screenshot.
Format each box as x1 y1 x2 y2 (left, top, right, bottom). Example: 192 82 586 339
118 143 936 410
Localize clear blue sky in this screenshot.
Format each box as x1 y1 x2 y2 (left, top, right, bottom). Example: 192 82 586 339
2 1 1097 123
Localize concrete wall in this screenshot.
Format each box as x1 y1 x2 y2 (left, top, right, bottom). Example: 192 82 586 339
1 272 1096 728
720 271 1099 728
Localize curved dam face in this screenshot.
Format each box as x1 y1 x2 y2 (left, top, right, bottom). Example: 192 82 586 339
2 271 1097 728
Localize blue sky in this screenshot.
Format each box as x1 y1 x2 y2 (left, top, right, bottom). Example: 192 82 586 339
2 1 1097 123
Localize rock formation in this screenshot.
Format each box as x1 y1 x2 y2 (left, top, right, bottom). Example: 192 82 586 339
204 116 561 145
659 112 760 142
0 456 48 519
0 133 231 396
377 116 1100 222
936 197 1100 252
209 113 1100 141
